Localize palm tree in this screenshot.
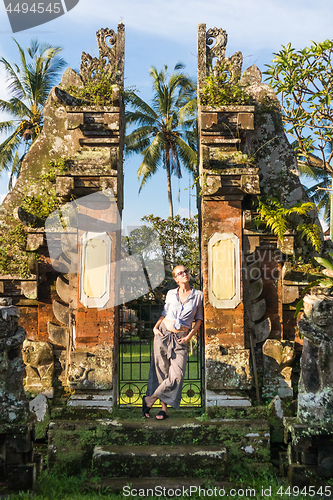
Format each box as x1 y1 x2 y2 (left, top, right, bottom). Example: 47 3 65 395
295 139 333 235
0 39 67 188
125 63 197 218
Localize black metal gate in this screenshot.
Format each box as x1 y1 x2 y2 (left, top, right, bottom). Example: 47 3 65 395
118 299 203 407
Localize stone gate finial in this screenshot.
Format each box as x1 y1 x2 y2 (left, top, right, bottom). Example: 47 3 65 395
80 23 125 85
197 23 243 86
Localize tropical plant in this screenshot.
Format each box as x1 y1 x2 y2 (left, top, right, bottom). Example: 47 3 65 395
294 254 333 317
200 71 250 107
66 68 117 105
125 63 197 218
254 196 322 253
265 40 333 236
0 38 67 188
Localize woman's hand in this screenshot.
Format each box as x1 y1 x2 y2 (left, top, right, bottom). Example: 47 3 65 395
153 326 163 336
178 334 191 344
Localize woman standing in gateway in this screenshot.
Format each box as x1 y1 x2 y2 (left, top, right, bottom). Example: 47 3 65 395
142 265 203 420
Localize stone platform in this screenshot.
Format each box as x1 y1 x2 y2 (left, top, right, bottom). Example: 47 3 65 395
47 411 270 481
284 418 333 485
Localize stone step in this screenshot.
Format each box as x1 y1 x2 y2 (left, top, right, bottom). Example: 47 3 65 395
92 444 227 478
47 417 270 475
49 416 269 445
89 477 237 494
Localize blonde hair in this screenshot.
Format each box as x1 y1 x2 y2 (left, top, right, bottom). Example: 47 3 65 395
172 265 184 279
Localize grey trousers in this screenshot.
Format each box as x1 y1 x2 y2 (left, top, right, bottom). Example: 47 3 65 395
147 322 188 409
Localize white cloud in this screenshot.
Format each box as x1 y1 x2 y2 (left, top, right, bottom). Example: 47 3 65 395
177 207 190 218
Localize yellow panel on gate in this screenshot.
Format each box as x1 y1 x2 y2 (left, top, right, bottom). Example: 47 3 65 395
211 239 235 300
83 238 108 299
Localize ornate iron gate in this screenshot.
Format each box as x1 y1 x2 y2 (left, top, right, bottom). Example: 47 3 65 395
118 299 203 407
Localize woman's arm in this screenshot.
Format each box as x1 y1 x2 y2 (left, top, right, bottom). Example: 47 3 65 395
178 319 202 344
153 316 165 336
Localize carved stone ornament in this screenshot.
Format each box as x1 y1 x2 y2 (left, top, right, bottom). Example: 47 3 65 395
80 26 121 83
206 28 228 70
206 27 243 81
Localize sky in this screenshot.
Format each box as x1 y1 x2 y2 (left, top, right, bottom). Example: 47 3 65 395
0 0 332 231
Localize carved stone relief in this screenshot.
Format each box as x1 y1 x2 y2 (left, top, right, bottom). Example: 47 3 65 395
297 295 333 424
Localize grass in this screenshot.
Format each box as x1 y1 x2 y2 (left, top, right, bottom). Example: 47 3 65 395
5 469 323 500
119 340 201 406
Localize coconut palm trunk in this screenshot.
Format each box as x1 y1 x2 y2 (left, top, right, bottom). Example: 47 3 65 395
125 63 197 225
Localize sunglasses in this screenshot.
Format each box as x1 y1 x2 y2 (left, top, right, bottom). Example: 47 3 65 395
175 269 190 277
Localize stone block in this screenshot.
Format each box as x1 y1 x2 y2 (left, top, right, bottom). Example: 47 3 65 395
104 113 119 130
22 340 54 392
262 339 295 398
56 176 74 197
206 348 252 390
26 232 44 251
7 463 36 490
21 281 37 300
67 391 113 410
65 113 84 130
237 113 254 130
59 343 113 390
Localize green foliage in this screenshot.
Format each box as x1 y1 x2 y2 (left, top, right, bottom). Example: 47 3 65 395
294 253 333 318
20 157 70 223
201 71 250 107
265 40 333 225
124 214 199 286
254 196 322 252
0 216 30 277
66 69 117 105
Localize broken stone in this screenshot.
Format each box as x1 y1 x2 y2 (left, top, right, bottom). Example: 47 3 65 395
240 64 262 86
29 393 48 422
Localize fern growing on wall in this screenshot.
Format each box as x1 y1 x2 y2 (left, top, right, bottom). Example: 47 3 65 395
254 196 322 253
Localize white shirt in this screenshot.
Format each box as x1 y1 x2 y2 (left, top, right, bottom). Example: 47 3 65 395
162 287 203 330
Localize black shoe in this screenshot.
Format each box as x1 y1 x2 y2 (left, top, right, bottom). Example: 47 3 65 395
156 410 169 420
142 396 151 418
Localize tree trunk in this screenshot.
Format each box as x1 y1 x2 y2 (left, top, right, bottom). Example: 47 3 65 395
166 151 175 267
166 152 173 218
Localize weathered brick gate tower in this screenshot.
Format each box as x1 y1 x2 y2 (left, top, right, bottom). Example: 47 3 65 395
197 24 303 406
0 24 125 406
0 23 306 410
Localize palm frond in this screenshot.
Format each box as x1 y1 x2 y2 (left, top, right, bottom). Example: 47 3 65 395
0 37 66 177
0 128 21 172
0 120 15 134
175 136 198 173
0 55 26 101
137 133 164 191
125 125 157 154
125 110 157 128
126 92 158 122
126 63 197 215
8 150 23 190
